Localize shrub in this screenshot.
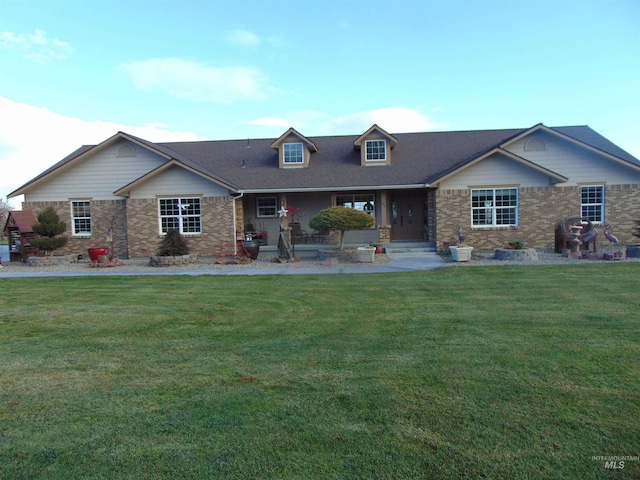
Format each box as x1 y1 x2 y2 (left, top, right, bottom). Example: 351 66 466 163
157 229 190 256
309 206 375 249
30 207 68 255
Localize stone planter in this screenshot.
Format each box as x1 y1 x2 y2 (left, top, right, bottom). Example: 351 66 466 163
449 246 473 262
626 245 640 258
357 246 376 263
493 248 539 261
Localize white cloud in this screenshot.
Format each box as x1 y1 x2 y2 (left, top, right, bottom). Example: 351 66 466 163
0 29 72 63
243 107 440 136
120 58 273 103
225 29 261 47
0 96 205 208
318 107 440 134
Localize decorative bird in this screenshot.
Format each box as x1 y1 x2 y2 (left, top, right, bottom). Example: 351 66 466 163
581 227 597 252
457 225 465 246
604 224 619 251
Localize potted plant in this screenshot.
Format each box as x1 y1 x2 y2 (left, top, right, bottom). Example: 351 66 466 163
371 242 385 254
448 225 473 262
627 219 640 258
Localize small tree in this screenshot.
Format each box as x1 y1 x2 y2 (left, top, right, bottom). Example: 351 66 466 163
157 229 190 256
30 207 68 255
309 206 375 249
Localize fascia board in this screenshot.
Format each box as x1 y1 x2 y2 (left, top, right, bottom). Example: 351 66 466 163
240 184 429 194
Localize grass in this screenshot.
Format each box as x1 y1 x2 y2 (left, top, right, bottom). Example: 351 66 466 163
1 264 639 479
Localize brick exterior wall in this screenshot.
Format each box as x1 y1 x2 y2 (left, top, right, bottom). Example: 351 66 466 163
127 196 239 257
435 183 640 251
24 195 241 259
23 199 127 258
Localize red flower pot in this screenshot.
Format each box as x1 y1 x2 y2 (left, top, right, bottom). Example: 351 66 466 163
88 247 110 262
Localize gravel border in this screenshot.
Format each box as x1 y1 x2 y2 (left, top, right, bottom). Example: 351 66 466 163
442 250 640 267
0 252 392 274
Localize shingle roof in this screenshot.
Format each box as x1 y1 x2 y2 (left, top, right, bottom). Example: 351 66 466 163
10 124 640 197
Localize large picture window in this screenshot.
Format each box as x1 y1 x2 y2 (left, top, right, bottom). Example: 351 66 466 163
581 185 604 223
71 201 92 236
471 188 518 227
336 194 375 216
158 198 201 234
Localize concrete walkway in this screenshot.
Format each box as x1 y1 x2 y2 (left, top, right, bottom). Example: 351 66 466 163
0 249 447 278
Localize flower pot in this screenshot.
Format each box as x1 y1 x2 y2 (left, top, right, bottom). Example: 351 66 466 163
88 247 110 263
357 246 376 263
375 245 385 254
243 241 260 260
449 246 473 262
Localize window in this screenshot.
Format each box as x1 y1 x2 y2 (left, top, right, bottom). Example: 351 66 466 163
257 196 277 217
581 185 604 223
337 194 375 216
365 140 386 161
71 201 91 236
471 188 518 227
283 143 303 164
158 198 201 234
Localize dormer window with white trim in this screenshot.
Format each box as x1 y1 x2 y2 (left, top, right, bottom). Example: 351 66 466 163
366 140 387 162
283 143 304 164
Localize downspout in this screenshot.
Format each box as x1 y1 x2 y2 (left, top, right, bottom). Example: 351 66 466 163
231 191 244 255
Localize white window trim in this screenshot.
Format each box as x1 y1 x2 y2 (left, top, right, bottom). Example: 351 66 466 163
157 197 202 235
256 196 278 218
71 200 92 237
283 143 304 164
470 188 519 228
365 139 387 162
580 184 605 225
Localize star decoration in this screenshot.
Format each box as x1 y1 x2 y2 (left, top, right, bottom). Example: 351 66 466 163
278 206 289 218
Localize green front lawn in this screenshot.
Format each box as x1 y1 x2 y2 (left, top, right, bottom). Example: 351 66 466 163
1 264 639 479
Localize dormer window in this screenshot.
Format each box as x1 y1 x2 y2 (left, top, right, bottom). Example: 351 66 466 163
354 124 397 166
366 140 387 162
283 143 304 164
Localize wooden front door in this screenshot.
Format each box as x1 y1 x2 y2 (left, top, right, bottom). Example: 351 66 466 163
390 192 426 240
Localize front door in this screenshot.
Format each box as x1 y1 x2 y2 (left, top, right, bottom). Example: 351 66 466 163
390 192 426 240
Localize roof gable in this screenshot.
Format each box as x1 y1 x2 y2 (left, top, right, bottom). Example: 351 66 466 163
270 128 318 152
353 124 398 149
3 210 37 233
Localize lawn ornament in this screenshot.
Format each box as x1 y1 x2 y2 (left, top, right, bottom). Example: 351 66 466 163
604 224 619 251
457 225 465 245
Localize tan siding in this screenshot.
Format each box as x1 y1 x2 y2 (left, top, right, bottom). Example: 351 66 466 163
27 140 165 202
506 132 640 185
440 154 551 189
130 165 229 198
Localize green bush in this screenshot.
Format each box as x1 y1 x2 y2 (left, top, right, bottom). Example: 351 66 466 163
30 207 68 254
157 229 190 256
309 206 375 249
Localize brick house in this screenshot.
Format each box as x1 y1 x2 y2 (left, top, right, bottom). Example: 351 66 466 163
8 123 640 258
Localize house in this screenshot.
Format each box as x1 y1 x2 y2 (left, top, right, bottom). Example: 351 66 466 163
8 123 640 259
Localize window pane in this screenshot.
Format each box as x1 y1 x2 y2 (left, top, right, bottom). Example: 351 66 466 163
366 140 386 161
284 143 303 163
71 201 91 235
581 186 604 223
159 198 201 234
257 197 277 217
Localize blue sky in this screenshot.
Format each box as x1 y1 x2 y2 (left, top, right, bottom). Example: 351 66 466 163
1 0 639 207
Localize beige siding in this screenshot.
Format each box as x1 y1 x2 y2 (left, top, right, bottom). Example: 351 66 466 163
26 140 165 202
440 153 552 190
129 165 229 198
506 132 640 185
